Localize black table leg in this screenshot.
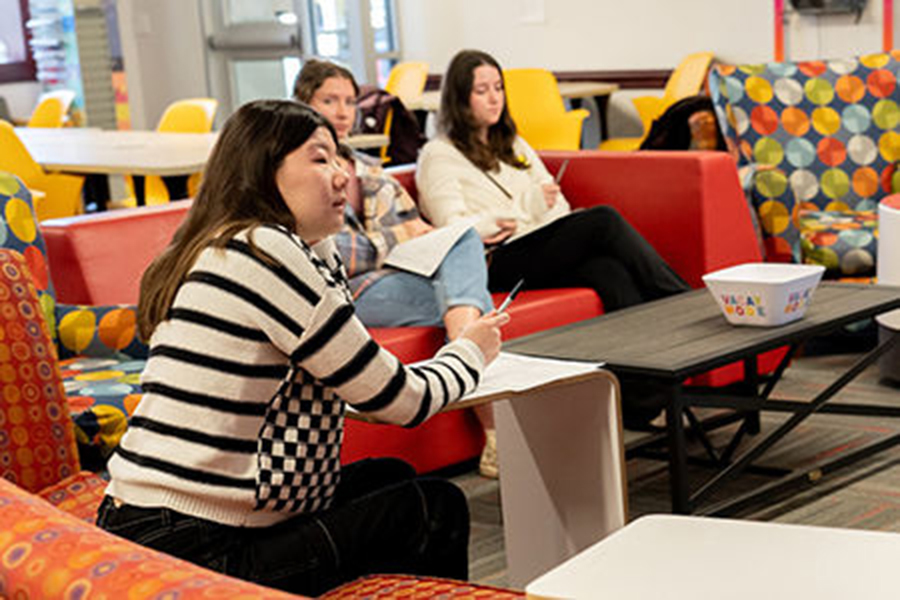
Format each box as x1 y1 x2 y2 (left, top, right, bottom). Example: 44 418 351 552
83 174 111 212
597 95 611 141
691 329 900 512
666 382 691 513
132 175 146 207
162 175 189 200
743 355 761 435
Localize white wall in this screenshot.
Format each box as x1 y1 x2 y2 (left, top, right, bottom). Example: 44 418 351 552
398 0 772 75
397 0 892 137
398 0 890 73
116 0 209 130
0 81 40 120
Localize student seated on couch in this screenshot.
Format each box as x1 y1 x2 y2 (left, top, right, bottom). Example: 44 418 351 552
98 100 509 596
417 49 690 428
417 49 689 312
293 59 502 477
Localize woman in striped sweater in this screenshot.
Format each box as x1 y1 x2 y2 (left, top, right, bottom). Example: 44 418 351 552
97 100 508 596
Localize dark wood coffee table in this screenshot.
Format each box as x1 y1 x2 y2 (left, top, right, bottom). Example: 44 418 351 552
506 283 900 514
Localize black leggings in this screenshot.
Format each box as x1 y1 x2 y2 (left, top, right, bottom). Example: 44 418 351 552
97 458 469 596
488 205 689 311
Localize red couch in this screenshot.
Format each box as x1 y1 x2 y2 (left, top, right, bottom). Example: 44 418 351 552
42 150 764 473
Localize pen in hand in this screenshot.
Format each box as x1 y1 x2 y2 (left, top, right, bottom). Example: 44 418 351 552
497 279 525 313
554 159 570 185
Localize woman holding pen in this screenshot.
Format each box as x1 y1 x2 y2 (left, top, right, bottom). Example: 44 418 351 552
293 59 502 478
98 100 509 594
416 49 689 312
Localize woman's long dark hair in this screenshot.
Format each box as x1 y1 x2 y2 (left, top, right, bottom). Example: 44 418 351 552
137 99 337 341
439 49 527 172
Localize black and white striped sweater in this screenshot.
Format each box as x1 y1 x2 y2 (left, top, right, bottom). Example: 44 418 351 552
106 225 484 527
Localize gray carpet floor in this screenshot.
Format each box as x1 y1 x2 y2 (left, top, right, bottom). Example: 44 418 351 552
455 349 900 589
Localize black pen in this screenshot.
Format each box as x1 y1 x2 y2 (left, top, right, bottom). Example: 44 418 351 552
497 279 525 313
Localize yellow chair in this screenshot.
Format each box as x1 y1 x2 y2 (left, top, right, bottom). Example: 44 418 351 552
380 62 429 164
118 98 218 208
503 68 590 151
385 61 429 107
27 90 76 128
0 120 84 220
600 52 715 151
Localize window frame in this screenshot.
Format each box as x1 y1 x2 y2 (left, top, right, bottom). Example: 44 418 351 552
0 0 37 84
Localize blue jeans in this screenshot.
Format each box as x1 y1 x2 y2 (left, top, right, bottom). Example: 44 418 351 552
354 229 494 328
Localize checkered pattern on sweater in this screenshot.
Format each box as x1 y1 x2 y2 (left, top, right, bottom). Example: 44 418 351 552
256 368 345 513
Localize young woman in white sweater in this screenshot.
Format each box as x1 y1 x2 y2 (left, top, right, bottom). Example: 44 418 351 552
416 49 689 312
97 100 508 596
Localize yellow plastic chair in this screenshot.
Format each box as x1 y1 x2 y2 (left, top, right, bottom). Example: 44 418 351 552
600 52 715 151
27 90 76 128
118 98 218 208
503 68 590 151
379 62 429 164
0 120 84 220
385 61 429 107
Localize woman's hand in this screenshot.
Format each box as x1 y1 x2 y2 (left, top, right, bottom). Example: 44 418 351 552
458 311 511 366
408 218 434 237
482 219 517 245
541 183 560 209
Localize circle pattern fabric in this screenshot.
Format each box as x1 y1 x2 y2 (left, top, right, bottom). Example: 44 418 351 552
711 53 898 267
0 172 147 456
0 251 79 494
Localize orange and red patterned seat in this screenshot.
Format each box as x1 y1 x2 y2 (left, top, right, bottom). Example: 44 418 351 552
0 246 107 521
0 172 144 457
0 476 524 598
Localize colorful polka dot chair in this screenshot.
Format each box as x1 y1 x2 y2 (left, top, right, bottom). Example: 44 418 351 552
320 574 525 598
0 172 147 458
0 476 525 599
0 248 107 523
0 477 303 599
709 53 893 274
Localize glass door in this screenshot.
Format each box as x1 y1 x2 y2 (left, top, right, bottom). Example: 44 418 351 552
301 0 398 86
202 0 304 119
202 0 401 120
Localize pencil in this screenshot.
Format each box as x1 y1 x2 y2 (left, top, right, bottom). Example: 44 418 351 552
497 279 525 313
554 159 570 185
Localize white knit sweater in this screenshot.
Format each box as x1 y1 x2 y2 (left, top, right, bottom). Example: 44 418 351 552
106 225 484 527
415 136 570 239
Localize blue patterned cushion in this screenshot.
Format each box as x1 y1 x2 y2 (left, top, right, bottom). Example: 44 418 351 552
0 172 147 457
710 53 899 263
799 209 878 276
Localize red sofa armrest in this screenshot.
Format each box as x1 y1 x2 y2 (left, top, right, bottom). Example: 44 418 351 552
540 150 763 288
42 202 192 305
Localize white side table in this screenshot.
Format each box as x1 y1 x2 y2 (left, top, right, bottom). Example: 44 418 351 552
878 195 900 381
526 514 900 600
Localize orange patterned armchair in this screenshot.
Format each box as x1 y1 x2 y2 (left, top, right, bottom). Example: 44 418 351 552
0 244 522 599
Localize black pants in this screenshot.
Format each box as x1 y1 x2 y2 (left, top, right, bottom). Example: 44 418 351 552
96 458 469 596
490 206 690 427
488 205 689 311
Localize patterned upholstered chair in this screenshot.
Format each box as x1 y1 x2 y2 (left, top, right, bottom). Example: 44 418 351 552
0 248 107 521
0 172 145 459
709 53 892 277
0 475 525 598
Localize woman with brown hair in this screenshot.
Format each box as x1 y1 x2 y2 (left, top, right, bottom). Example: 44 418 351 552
97 99 508 595
294 59 502 477
417 49 689 312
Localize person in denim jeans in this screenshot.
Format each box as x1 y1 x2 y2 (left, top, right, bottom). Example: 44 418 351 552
294 59 500 478
97 100 508 596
